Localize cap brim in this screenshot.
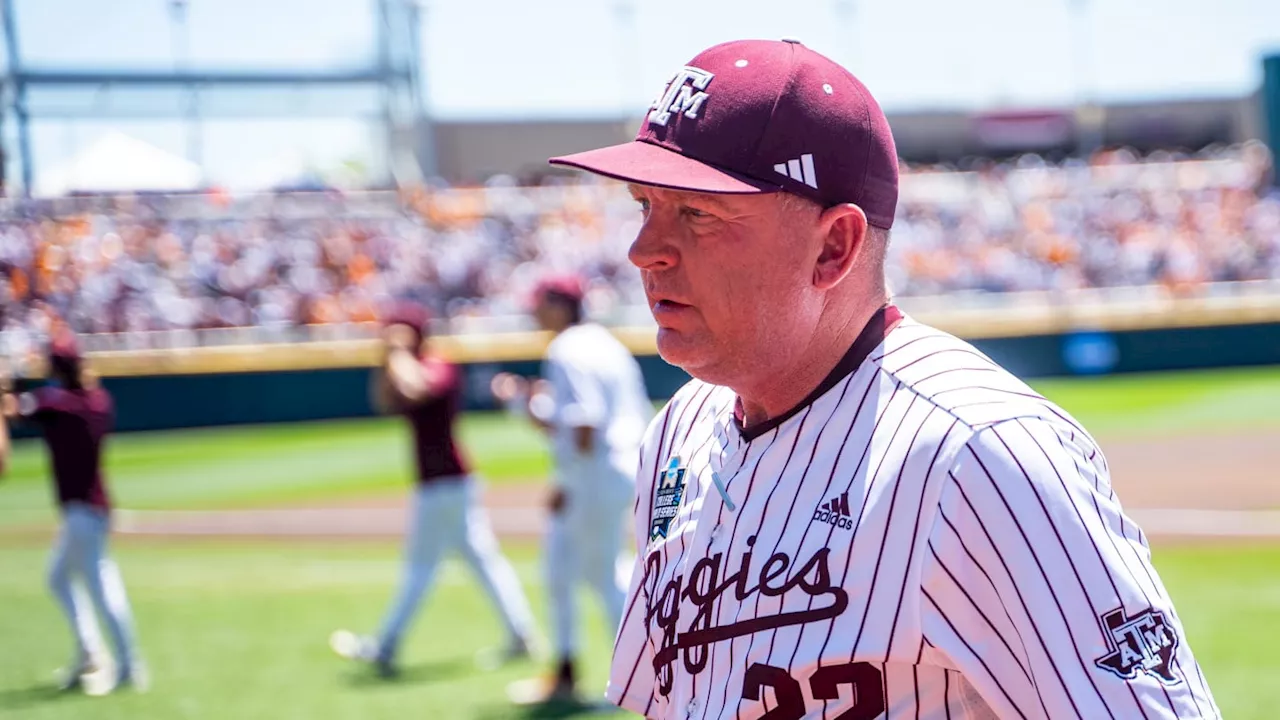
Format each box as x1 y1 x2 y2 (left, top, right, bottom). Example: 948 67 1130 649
549 140 782 195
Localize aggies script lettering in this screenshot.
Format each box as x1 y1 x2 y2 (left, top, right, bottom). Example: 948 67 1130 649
645 535 847 695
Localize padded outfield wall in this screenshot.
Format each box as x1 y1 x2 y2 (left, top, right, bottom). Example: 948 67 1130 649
12 294 1280 434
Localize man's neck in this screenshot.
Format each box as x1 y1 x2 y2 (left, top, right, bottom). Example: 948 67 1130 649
546 319 580 337
736 300 887 430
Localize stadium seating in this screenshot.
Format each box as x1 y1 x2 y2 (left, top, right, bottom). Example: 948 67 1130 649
0 143 1275 356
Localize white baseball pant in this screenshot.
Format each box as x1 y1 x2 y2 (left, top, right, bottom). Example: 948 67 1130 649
545 482 632 659
377 476 535 659
48 502 139 674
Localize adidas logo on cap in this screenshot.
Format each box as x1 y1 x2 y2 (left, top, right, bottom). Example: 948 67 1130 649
773 153 818 189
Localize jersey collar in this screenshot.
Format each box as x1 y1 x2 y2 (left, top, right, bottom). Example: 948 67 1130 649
733 304 902 442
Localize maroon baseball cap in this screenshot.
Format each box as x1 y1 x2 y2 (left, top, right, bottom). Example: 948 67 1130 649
380 300 430 353
532 274 586 305
527 274 587 315
549 38 899 229
47 329 82 380
48 331 81 362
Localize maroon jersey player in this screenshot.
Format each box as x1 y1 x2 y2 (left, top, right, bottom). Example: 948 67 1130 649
330 302 537 677
0 331 144 695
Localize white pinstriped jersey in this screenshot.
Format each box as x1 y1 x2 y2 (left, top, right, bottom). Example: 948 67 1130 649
608 308 1219 720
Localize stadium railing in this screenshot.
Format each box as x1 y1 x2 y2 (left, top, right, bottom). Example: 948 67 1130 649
6 279 1276 379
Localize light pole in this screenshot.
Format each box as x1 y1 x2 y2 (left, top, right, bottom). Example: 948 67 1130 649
613 0 641 117
1068 0 1103 156
407 0 435 179
3 0 32 196
832 0 858 74
169 0 203 174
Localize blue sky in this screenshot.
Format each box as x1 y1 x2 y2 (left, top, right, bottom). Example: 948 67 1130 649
7 0 1280 188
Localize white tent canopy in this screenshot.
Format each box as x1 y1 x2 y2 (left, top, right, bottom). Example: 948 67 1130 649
35 131 203 197
233 150 324 192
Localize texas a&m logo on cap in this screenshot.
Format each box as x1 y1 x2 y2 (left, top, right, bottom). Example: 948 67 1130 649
647 67 714 127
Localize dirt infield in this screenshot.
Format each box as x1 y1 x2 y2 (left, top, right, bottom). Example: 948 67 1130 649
103 428 1280 543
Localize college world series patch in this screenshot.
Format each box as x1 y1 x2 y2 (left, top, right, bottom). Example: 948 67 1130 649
650 457 687 542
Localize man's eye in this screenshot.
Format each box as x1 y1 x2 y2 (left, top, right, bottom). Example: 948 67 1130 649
682 207 711 219
635 198 651 213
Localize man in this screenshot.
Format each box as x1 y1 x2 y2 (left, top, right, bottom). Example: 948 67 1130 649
0 330 145 695
548 39 1220 718
330 302 537 677
492 276 652 704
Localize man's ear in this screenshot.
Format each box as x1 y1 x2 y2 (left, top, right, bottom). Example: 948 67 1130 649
813 203 868 290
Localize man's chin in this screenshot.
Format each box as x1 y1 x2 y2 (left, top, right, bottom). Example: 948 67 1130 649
656 328 720 381
655 327 696 364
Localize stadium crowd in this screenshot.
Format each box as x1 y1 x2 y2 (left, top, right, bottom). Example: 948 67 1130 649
0 143 1276 351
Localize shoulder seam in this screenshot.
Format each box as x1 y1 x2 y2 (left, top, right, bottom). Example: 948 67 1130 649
870 360 1070 442
870 361 983 433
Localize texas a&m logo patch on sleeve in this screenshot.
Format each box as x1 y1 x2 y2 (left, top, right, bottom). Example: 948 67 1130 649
1094 606 1181 685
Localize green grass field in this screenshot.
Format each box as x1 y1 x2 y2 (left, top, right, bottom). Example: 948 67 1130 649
1032 365 1280 437
1 365 1276 530
0 412 553 530
0 542 1273 720
0 365 1278 718
0 543 620 720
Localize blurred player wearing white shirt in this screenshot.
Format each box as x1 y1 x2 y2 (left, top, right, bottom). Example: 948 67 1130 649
494 276 653 704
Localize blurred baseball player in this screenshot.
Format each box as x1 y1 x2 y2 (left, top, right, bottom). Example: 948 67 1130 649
549 39 1220 718
0 330 145 695
330 302 537 677
492 276 653 704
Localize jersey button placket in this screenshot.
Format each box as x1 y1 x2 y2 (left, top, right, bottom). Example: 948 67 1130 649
715 459 745 521
721 445 746 477
709 523 723 545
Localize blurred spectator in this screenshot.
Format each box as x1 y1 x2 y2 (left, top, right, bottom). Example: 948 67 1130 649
888 141 1278 297
0 142 1275 352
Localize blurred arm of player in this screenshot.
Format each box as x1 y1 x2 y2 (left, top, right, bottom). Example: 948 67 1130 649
492 358 603 516
371 324 437 412
0 358 106 475
491 372 565 513
542 358 604 457
491 362 600 455
490 373 556 434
